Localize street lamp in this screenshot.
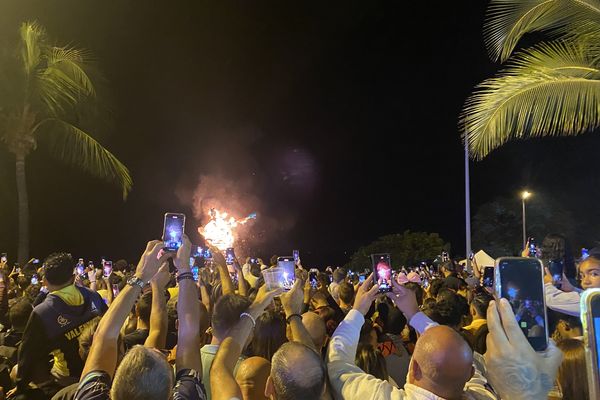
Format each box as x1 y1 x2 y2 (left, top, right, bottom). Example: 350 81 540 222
521 191 532 249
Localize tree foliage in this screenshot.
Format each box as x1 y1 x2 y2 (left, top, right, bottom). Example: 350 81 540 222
472 195 576 258
460 0 600 159
345 230 449 271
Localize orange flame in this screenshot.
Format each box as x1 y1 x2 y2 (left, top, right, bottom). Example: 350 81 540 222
199 208 255 250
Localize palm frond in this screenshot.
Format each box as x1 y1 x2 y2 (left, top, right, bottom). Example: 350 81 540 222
460 41 600 158
19 21 45 76
35 46 96 116
37 118 132 199
485 0 600 62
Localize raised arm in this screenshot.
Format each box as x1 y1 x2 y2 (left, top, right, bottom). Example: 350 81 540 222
81 240 167 379
233 259 248 298
281 279 315 350
210 284 282 400
210 246 235 295
144 262 170 349
175 236 203 374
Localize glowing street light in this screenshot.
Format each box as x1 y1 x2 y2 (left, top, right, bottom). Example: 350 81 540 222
521 191 532 249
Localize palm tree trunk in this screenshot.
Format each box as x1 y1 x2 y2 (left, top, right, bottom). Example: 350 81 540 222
15 152 29 263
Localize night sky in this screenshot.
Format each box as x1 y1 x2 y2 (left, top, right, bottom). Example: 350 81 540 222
1 1 600 266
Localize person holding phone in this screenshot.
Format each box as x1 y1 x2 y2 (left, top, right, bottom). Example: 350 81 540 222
544 255 600 317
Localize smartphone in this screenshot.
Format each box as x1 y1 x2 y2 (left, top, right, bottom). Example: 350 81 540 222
162 213 186 252
88 261 94 268
293 250 300 264
371 253 392 293
112 284 120 297
495 257 548 351
31 274 39 285
225 248 235 265
103 261 113 278
277 256 295 291
358 274 366 284
581 288 600 399
189 256 196 268
548 260 564 289
250 258 258 265
0 253 6 263
528 237 537 258
441 251 449 262
482 266 494 288
309 269 318 289
76 265 85 276
192 265 199 282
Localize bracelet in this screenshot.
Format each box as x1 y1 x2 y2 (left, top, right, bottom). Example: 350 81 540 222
176 275 194 283
286 314 302 325
89 280 96 283
177 271 193 277
240 312 256 328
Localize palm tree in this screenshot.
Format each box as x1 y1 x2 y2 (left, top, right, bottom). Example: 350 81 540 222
0 22 132 262
460 0 600 159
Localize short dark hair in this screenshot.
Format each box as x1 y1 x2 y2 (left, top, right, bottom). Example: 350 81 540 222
423 299 464 327
471 292 493 317
338 282 354 305
212 294 251 339
383 307 407 335
428 279 445 298
9 298 32 331
136 292 153 324
44 253 75 286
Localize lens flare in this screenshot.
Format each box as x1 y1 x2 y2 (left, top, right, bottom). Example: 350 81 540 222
199 208 256 250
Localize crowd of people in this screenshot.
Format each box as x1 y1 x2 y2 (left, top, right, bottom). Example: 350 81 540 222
0 232 596 399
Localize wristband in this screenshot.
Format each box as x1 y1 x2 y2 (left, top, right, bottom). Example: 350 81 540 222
89 280 96 283
240 312 256 328
176 274 194 283
286 314 302 324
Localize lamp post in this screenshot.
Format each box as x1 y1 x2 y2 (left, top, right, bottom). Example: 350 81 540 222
521 191 531 249
465 137 472 272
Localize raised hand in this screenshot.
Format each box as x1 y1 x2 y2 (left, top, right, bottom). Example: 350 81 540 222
135 240 171 282
485 298 562 400
281 279 304 317
174 235 192 272
386 279 419 321
150 262 171 289
249 284 283 319
353 273 379 316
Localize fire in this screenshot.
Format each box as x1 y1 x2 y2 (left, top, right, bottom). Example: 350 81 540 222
199 208 256 250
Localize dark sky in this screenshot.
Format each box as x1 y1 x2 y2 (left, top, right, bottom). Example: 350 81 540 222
1 1 600 266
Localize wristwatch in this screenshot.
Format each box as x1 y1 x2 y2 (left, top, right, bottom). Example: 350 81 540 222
127 276 146 290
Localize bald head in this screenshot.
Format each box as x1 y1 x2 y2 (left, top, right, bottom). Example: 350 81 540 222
409 325 473 399
236 357 271 400
269 342 326 400
302 312 327 350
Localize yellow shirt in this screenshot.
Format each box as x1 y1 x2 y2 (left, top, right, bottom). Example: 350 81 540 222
463 318 487 333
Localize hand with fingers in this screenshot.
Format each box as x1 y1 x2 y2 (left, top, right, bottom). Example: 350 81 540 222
385 278 419 321
174 235 192 273
281 279 304 318
485 298 562 400
150 262 171 289
352 273 379 316
248 284 284 320
135 240 173 283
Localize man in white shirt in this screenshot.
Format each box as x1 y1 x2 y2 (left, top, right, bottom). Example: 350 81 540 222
328 274 562 400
